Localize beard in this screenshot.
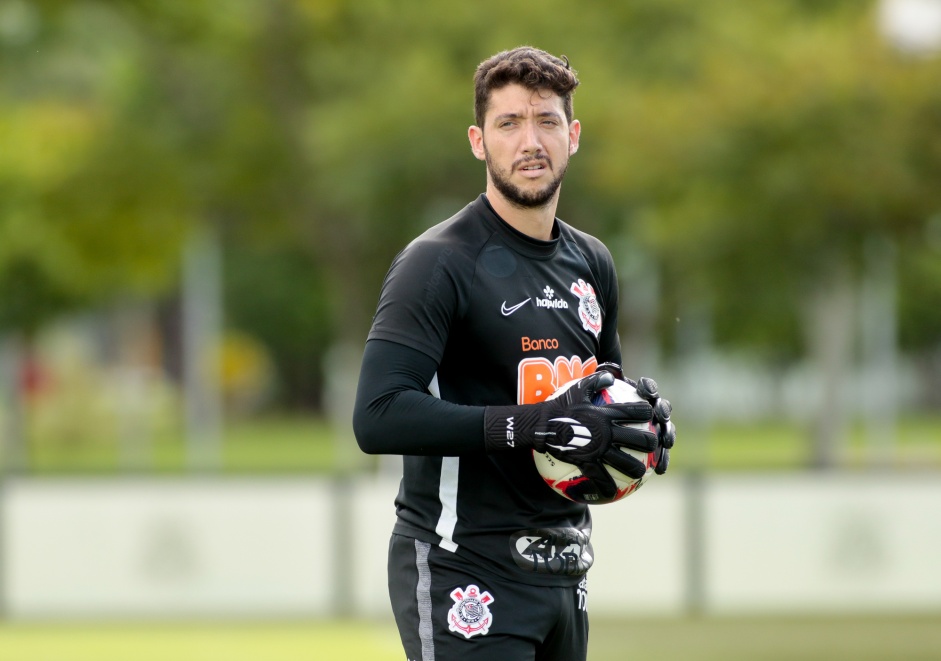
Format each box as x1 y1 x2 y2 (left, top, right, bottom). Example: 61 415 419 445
485 149 569 210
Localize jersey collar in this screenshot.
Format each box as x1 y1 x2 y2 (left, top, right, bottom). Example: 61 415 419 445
477 194 561 260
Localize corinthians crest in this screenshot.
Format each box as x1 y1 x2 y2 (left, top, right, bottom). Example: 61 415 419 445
570 279 602 338
447 584 495 639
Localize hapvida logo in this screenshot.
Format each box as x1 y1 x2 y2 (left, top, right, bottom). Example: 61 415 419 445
536 298 569 309
536 285 568 310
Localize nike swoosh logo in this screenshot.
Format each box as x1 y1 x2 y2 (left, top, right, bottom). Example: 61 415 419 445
501 298 531 316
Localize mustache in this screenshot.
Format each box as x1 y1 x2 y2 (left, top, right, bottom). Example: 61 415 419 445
513 155 552 171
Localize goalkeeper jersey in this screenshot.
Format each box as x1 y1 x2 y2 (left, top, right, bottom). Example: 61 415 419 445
365 194 622 587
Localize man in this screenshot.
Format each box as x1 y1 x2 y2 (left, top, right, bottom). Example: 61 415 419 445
353 46 675 661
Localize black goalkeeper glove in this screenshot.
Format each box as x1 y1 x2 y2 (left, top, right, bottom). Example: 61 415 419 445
484 370 658 498
598 362 676 476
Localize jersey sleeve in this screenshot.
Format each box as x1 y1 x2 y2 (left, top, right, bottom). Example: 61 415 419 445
356 236 485 455
575 233 622 366
367 238 464 363
353 339 485 455
597 249 622 365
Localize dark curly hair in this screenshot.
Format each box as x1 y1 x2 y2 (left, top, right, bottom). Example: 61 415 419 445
473 46 579 129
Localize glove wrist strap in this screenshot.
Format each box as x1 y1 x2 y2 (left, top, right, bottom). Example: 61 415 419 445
483 404 540 453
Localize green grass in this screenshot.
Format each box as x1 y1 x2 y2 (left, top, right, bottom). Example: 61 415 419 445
10 414 941 475
590 615 941 661
676 415 941 472
22 416 344 475
1 616 939 661
0 620 403 661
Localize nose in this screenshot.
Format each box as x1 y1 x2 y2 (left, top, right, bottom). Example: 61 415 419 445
520 120 542 155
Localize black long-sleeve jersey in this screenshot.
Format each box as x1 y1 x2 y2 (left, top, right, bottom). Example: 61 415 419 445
354 194 622 587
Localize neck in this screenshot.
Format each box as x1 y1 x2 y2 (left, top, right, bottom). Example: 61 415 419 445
485 185 559 241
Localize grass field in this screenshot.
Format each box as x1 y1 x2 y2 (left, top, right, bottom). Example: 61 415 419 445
1 616 940 660
18 414 941 474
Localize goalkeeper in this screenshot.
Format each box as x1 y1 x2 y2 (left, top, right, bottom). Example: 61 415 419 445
353 46 675 661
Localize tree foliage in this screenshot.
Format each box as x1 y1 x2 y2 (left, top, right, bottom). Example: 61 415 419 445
2 0 940 404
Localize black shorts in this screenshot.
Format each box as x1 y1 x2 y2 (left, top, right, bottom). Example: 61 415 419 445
387 533 589 661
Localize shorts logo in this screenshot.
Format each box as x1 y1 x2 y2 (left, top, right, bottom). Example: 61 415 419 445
577 576 588 611
447 584 494 639
570 279 602 338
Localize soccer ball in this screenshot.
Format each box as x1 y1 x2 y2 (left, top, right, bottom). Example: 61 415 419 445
533 377 658 505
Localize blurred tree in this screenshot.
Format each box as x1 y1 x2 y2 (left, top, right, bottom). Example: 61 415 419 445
0 1 193 333
223 245 330 410
0 1 196 459
584 2 941 463
2 0 939 434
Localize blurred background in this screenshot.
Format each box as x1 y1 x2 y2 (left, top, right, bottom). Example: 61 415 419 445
1 0 940 659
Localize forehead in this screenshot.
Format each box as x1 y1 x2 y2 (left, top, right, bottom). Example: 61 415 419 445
485 83 566 122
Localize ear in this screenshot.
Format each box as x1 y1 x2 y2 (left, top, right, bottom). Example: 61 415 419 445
468 125 486 161
568 119 581 155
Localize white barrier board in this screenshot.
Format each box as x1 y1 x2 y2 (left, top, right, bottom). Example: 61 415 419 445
584 479 687 615
704 474 941 613
2 479 333 618
3 473 940 618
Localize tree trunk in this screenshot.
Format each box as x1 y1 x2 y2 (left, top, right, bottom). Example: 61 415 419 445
859 237 898 464
804 259 855 469
0 333 28 473
182 229 224 471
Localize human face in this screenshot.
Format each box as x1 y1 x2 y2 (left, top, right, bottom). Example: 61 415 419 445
469 83 580 210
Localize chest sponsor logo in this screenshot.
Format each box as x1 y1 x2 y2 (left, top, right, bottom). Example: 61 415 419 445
570 279 602 338
536 285 569 310
521 336 559 352
510 528 594 576
502 286 572 318
517 355 598 404
447 584 495 639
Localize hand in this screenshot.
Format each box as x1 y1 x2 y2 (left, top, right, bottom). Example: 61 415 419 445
597 363 677 475
631 376 676 475
484 370 658 498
